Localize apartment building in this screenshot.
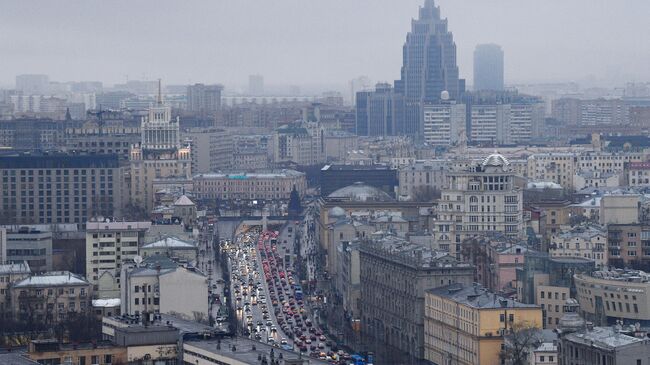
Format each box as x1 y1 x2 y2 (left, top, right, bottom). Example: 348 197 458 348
193 169 306 201
85 221 151 299
5 227 52 272
0 261 30 317
549 225 607 268
398 160 447 201
424 283 542 365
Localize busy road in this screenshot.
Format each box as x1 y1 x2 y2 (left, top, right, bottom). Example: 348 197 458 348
224 226 353 363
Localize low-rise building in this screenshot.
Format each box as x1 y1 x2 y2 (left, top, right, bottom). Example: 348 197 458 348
607 223 650 269
193 169 306 201
549 225 607 268
0 261 30 317
27 340 127 365
5 227 52 272
9 271 93 324
398 160 447 201
140 236 198 263
359 235 474 362
558 325 650 365
424 283 543 365
575 269 650 326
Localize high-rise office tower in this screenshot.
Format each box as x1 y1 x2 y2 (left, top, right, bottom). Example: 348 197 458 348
394 0 465 135
473 44 504 91
186 83 223 116
248 74 264 96
355 83 395 136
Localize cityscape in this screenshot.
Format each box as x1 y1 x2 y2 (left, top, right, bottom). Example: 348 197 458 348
2 1 650 365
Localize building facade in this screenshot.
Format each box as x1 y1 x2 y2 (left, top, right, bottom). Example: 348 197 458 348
473 44 504 91
193 169 306 201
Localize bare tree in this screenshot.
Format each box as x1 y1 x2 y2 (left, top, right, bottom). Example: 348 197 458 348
499 321 543 365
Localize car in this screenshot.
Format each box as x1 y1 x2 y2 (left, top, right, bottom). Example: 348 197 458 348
319 335 326 341
267 337 275 343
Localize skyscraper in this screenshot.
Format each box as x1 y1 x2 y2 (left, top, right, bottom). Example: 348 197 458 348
473 44 504 91
394 0 465 135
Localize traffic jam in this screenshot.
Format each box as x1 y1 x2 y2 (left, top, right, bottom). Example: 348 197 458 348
228 228 353 363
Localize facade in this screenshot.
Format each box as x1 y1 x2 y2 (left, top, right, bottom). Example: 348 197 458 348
629 161 650 187
549 225 607 268
473 44 504 91
574 269 650 326
433 153 524 259
424 283 542 365
323 130 358 162
600 194 640 226
398 159 447 201
0 154 123 225
16 74 49 94
186 83 223 116
359 235 474 361
320 164 398 197
231 150 269 171
193 169 306 201
5 227 52 272
129 93 192 212
121 256 208 321
271 121 324 165
140 236 198 263
355 83 395 136
65 118 140 161
422 102 466 146
607 223 650 269
28 340 127 365
0 118 64 151
181 127 232 173
469 104 510 145
85 221 151 299
0 261 31 317
9 271 93 324
394 0 465 135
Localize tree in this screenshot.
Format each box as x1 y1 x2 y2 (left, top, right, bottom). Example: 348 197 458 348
499 321 543 365
410 185 441 202
288 186 302 216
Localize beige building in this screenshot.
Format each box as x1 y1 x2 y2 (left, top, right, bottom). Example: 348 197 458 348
231 150 269 171
28 340 127 365
271 121 324 165
424 283 542 365
193 169 306 201
629 161 650 187
324 130 358 162
600 194 640 225
549 225 607 268
65 118 140 161
85 221 151 299
181 127 232 173
129 95 192 212
121 256 208 321
9 271 93 324
433 153 524 259
575 269 650 326
536 284 571 329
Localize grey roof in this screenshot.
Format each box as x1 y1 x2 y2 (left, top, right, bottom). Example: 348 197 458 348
564 327 647 350
194 169 304 179
173 195 195 206
13 271 89 288
0 261 31 275
142 236 196 249
482 152 510 168
0 352 40 364
428 283 540 310
328 182 395 202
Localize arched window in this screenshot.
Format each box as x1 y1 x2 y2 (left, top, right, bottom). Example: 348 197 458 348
469 196 478 203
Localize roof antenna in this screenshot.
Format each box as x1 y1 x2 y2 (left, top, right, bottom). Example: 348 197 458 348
157 78 162 105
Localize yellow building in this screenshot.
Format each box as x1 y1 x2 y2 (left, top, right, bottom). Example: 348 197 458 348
424 283 542 365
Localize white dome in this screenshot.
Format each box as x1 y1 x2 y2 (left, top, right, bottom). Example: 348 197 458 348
328 206 346 219
481 152 510 169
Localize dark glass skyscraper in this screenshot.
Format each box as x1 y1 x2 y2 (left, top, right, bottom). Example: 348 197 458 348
394 0 465 135
473 44 505 91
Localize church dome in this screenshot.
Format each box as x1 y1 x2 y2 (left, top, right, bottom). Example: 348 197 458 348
328 206 346 219
328 182 395 203
481 152 510 169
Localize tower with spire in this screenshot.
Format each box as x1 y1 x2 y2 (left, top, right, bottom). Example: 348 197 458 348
129 79 191 212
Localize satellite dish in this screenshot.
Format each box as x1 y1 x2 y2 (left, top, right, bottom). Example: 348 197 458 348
133 255 143 267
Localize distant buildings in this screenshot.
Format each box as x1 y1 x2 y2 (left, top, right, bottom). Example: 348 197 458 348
5 227 52 272
186 83 223 117
355 83 395 136
181 127 233 173
271 121 324 165
424 283 542 365
248 74 264 96
473 44 504 91
422 102 466 146
193 169 306 201
549 225 607 268
16 74 50 95
320 164 398 198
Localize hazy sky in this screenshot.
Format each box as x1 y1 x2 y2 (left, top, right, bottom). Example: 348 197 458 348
1 0 648 89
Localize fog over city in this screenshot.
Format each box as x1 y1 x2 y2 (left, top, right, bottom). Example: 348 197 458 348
1 0 649 88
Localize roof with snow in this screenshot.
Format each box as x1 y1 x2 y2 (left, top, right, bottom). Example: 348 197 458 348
13 271 89 288
174 195 195 206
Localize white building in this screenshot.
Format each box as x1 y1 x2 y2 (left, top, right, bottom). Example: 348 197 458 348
398 160 448 201
433 152 524 259
422 103 466 146
469 104 509 145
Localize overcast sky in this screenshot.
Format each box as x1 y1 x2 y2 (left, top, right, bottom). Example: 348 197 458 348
1 0 648 90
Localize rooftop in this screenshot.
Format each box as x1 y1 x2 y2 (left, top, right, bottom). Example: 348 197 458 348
328 182 395 203
142 236 196 249
92 298 121 308
0 261 31 275
86 221 151 231
173 195 195 206
582 268 650 283
195 169 304 179
428 283 539 310
564 326 648 350
13 271 89 288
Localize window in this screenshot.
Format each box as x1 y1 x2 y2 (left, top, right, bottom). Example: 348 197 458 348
91 356 99 365
500 314 505 322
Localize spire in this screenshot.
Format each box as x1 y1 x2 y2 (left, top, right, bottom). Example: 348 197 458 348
157 78 163 105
